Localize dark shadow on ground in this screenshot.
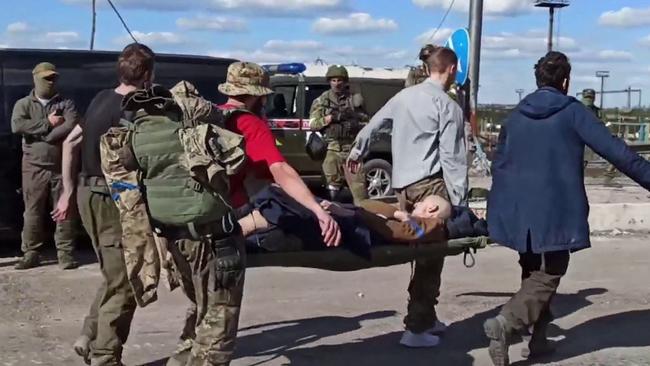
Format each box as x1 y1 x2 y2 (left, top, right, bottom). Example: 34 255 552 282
225 288 608 365
512 309 650 366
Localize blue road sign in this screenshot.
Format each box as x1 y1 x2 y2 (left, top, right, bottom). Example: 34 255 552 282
444 28 470 86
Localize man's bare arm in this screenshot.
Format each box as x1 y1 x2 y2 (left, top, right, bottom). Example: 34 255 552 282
269 161 341 247
51 124 83 222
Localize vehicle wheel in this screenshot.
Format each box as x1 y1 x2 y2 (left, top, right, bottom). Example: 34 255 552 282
363 159 393 199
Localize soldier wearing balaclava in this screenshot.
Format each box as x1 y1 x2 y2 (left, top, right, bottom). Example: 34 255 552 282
10 62 80 270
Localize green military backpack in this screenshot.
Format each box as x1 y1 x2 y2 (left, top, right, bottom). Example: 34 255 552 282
123 84 246 234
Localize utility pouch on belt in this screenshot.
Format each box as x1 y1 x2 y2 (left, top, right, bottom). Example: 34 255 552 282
210 236 243 290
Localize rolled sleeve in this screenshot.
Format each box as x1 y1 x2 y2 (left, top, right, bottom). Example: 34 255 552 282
350 97 394 161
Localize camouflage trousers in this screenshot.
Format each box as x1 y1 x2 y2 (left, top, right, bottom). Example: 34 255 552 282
322 142 367 204
395 174 448 333
78 181 137 366
21 160 76 257
168 235 246 366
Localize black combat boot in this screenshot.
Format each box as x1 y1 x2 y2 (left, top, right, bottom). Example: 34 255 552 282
521 318 556 359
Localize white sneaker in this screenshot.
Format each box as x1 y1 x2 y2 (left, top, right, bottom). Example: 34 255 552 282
399 330 441 348
426 320 448 335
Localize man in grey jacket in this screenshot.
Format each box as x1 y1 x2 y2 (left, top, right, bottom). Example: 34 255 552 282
348 46 468 348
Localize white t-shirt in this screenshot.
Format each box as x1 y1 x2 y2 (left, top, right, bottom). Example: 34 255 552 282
36 97 51 107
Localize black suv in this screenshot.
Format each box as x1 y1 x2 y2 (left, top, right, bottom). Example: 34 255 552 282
267 72 402 199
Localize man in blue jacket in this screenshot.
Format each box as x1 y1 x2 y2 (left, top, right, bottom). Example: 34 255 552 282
483 51 650 366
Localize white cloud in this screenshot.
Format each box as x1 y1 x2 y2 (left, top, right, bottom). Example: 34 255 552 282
210 49 301 64
209 0 347 12
114 31 184 46
63 0 350 16
7 22 30 34
569 50 633 63
412 0 535 17
176 15 247 32
211 40 407 66
599 7 650 28
597 50 633 62
45 31 81 45
312 13 398 35
415 28 454 45
640 35 650 47
61 0 190 11
0 22 85 49
263 39 323 51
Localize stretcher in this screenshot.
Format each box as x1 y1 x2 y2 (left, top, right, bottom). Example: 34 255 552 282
246 236 489 271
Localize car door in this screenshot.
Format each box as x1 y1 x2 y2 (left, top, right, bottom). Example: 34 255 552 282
265 84 310 171
299 83 331 176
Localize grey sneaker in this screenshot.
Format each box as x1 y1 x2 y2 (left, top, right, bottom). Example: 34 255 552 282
484 315 510 366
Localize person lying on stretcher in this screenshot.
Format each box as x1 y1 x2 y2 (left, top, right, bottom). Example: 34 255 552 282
322 196 452 244
235 185 487 254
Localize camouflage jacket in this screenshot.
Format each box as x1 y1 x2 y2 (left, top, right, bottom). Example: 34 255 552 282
308 89 368 148
100 82 246 308
405 65 428 88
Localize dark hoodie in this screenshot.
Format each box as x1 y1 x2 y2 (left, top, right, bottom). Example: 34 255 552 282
488 87 650 253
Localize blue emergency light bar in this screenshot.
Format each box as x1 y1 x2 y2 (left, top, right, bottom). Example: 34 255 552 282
262 63 307 75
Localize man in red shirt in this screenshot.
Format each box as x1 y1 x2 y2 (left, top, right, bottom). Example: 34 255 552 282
218 61 341 246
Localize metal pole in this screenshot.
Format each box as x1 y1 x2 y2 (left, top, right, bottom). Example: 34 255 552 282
516 89 524 102
469 0 483 138
600 76 605 110
548 8 554 52
627 86 631 109
90 0 96 50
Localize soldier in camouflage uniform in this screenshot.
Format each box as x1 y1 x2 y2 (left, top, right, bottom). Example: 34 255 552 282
405 44 437 88
581 88 617 179
581 88 601 118
309 65 368 203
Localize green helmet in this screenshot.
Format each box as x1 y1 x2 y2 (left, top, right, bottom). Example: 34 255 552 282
326 65 349 80
582 88 596 99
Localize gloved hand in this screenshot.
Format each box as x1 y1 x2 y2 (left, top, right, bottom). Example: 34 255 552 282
213 238 243 290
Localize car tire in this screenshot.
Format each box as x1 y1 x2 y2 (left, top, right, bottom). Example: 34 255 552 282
363 158 393 199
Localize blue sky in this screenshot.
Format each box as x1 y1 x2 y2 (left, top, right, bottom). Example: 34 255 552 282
1 0 649 106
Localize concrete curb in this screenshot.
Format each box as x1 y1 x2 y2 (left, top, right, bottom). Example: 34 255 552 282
589 203 650 232
469 201 650 233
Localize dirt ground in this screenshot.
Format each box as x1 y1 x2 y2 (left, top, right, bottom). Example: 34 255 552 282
1 236 650 366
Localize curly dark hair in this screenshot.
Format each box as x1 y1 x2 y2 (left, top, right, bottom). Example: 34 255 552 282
534 51 571 90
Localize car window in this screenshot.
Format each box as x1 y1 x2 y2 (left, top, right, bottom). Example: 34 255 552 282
304 84 330 117
266 85 297 119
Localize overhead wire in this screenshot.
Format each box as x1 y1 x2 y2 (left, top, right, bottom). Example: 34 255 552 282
427 0 457 44
106 0 138 43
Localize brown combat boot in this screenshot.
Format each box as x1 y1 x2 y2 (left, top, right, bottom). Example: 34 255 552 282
58 251 80 270
14 251 40 270
484 315 511 366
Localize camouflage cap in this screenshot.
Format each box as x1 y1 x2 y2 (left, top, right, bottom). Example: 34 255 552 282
582 88 596 99
218 62 273 97
32 62 58 78
419 44 437 62
326 65 349 80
